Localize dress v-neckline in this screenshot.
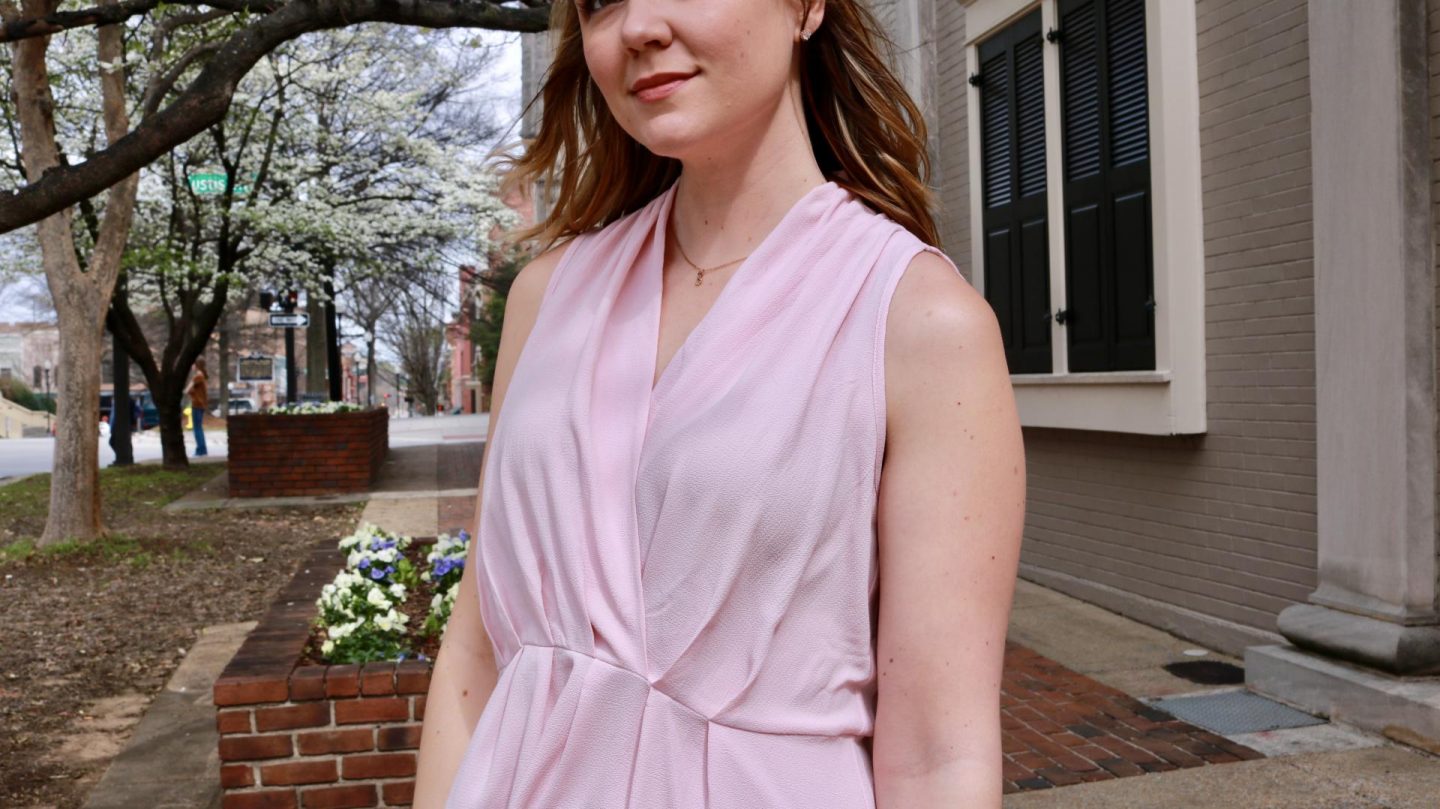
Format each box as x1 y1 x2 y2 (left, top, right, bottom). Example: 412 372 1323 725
646 180 838 400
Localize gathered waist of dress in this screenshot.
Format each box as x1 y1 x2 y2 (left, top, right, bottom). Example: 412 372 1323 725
496 642 873 741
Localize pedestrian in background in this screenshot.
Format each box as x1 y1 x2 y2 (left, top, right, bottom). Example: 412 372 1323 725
189 358 209 457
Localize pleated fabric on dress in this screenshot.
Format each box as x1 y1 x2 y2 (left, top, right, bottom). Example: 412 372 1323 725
445 179 962 808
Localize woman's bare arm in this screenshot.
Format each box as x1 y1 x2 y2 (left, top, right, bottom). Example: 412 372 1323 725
871 252 1027 808
411 242 570 808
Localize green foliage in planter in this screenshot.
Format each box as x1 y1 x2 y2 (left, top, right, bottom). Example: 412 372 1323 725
315 524 420 663
421 529 468 637
313 523 470 664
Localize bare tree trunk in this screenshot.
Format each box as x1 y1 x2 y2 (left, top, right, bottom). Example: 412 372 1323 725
218 309 231 416
154 380 188 467
9 0 139 545
365 336 377 407
305 293 327 395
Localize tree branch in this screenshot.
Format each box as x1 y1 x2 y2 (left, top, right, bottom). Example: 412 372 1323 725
0 0 549 233
0 0 282 43
142 40 224 118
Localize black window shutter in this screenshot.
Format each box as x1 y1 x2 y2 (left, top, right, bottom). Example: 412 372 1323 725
978 9 1052 375
1059 0 1155 372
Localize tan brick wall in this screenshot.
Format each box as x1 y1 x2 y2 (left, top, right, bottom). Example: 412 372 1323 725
936 0 1318 643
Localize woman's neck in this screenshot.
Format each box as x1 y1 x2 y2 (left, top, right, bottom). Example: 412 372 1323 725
668 94 827 266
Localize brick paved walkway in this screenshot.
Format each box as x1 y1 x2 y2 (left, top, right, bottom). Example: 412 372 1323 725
1001 642 1264 794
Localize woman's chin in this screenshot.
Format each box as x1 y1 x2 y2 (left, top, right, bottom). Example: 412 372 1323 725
627 121 711 161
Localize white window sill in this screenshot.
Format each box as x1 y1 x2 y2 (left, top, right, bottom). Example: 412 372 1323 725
1010 370 1171 386
1008 370 1205 435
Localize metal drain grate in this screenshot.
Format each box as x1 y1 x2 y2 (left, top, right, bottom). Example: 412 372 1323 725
1143 690 1326 735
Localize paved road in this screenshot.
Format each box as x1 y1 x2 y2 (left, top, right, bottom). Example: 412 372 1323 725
0 429 229 481
387 411 490 446
0 411 490 482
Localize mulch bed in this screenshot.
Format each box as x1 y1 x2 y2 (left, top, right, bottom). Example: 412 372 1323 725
0 463 363 809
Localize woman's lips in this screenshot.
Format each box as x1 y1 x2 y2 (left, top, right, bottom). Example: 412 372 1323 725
634 74 693 102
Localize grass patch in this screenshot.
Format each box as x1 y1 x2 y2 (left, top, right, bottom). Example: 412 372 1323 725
0 463 221 553
0 475 51 524
0 533 158 567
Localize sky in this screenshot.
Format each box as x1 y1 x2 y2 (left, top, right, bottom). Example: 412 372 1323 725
0 28 525 326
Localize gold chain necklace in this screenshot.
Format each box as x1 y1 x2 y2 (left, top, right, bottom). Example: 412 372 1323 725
673 232 749 287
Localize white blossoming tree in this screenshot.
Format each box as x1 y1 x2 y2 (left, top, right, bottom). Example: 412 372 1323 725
109 24 517 467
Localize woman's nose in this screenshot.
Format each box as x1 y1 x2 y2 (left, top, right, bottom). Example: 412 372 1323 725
618 0 674 53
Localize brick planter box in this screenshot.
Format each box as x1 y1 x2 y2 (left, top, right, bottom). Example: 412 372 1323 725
228 408 389 497
214 536 436 809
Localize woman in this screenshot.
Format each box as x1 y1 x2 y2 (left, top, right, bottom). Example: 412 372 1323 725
413 0 1026 805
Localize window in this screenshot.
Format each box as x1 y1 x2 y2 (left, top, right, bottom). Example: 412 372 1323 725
964 0 1206 434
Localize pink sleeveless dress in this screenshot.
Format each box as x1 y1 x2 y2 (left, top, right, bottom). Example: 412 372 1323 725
446 179 961 808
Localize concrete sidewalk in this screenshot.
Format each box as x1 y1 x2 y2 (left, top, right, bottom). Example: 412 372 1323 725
165 443 483 539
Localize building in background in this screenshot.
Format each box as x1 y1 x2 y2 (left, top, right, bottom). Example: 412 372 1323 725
0 321 60 396
446 265 482 415
445 148 542 416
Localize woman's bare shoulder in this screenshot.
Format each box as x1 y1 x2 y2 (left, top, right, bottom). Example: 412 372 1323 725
883 250 1006 441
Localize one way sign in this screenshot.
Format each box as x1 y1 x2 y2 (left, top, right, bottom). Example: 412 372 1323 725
270 313 310 328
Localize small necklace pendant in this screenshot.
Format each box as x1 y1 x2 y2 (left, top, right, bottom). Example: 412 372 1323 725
694 269 704 287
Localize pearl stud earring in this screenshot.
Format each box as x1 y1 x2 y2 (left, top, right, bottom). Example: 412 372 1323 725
801 29 811 41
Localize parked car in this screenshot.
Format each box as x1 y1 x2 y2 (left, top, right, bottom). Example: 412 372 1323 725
100 391 157 431
228 398 255 414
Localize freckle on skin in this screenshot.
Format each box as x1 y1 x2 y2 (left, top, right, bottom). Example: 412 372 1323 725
462 689 468 697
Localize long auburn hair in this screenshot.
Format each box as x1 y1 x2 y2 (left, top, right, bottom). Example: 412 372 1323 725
493 0 939 254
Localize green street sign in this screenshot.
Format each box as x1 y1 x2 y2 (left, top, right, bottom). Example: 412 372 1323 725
187 173 252 196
